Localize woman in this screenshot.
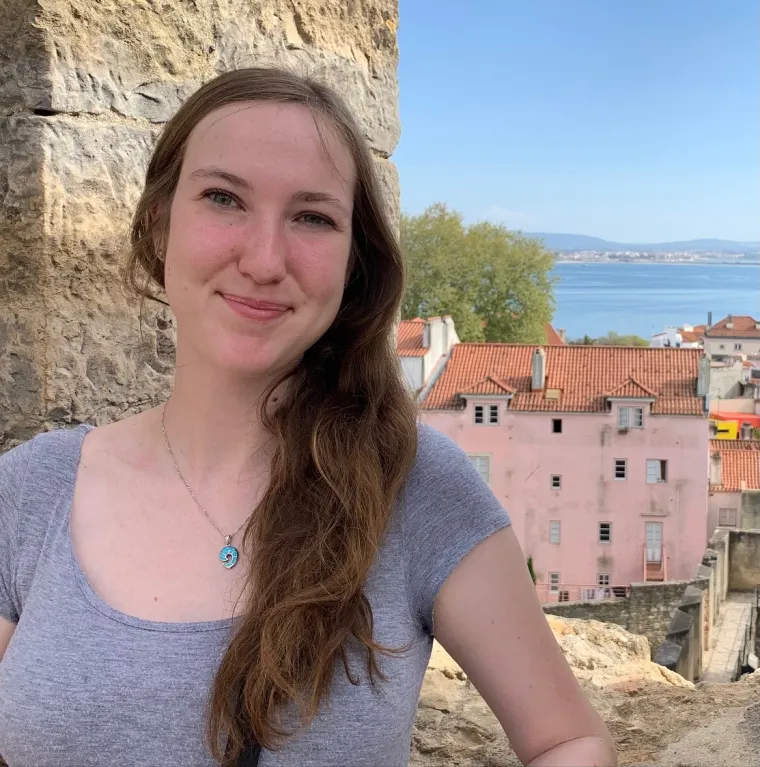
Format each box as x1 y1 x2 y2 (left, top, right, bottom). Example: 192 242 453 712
0 69 617 767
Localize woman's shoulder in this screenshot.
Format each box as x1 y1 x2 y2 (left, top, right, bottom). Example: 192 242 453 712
399 422 508 524
404 422 480 489
0 425 92 501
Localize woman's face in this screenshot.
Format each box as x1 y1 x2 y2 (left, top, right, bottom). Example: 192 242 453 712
164 101 355 378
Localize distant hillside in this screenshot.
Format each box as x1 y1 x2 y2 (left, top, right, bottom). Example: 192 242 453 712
527 233 760 254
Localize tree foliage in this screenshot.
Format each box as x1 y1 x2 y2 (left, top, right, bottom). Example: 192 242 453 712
401 204 556 343
569 331 649 347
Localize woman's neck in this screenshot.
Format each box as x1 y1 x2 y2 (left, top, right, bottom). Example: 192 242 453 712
159 362 280 493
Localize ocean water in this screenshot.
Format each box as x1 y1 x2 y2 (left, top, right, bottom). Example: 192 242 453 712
551 262 760 341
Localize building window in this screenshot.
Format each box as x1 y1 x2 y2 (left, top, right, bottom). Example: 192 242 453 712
549 572 560 592
718 508 738 527
551 474 561 489
618 406 644 429
550 520 561 544
597 573 611 587
474 404 499 425
719 344 725 350
646 459 668 483
614 459 627 480
599 522 611 543
552 418 562 433
734 343 743 351
468 455 491 484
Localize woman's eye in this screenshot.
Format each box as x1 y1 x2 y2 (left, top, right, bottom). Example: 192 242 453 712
204 190 239 209
298 212 334 227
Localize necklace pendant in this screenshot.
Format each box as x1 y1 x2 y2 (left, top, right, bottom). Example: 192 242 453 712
219 536 239 569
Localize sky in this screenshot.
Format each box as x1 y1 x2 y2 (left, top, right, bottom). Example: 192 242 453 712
394 0 760 243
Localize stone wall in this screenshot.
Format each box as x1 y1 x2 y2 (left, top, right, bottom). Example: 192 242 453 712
543 580 700 656
543 597 630 629
729 530 760 591
0 0 400 445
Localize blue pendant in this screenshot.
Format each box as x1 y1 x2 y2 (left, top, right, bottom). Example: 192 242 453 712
220 537 239 569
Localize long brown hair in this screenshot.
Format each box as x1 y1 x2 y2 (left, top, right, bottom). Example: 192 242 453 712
124 68 419 762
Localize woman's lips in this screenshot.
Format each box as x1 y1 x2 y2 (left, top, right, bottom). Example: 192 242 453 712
221 293 291 321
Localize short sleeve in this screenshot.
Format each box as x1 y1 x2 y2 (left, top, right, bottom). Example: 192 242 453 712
0 440 34 623
401 424 511 635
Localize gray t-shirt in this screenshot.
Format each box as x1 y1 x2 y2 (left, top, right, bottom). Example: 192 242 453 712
0 422 510 767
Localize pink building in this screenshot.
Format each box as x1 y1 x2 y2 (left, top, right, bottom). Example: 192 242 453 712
418 342 710 602
708 439 760 532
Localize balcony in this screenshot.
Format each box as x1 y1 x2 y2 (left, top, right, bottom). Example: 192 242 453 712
643 545 667 581
536 584 630 604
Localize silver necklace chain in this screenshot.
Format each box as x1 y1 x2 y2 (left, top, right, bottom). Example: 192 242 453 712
160 402 251 545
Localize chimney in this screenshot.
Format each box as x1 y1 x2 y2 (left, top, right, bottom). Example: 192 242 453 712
697 354 710 397
558 328 567 343
422 322 430 349
707 311 712 331
531 348 546 391
726 314 734 330
709 451 722 486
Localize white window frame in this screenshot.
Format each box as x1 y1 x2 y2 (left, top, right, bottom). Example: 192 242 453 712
597 573 611 587
734 343 743 351
646 459 667 484
551 474 561 489
718 507 738 527
474 403 499 425
618 406 644 429
598 522 612 543
549 572 560 592
468 454 491 485
614 459 627 480
549 520 561 544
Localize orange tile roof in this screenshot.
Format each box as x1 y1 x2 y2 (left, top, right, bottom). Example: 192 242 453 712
705 316 760 339
606 376 658 398
546 324 565 345
710 439 760 492
422 344 705 415
397 318 426 357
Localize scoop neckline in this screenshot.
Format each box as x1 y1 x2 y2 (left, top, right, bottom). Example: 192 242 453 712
64 423 243 634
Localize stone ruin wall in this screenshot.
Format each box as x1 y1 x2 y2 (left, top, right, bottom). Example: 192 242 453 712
0 0 400 447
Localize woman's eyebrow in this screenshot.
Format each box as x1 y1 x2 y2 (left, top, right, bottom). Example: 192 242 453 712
188 167 253 192
292 190 350 217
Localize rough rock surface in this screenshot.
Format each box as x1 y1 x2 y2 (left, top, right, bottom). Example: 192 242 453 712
0 0 400 445
412 617 760 766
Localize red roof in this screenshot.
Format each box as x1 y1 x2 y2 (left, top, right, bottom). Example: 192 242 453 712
681 325 706 343
397 318 426 357
710 439 760 492
705 316 760 339
546 324 565 345
422 344 705 415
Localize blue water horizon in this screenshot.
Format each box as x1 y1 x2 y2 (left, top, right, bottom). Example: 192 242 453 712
551 261 760 341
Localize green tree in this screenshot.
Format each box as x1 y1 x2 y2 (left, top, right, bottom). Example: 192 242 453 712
401 204 556 343
594 331 650 347
569 331 649 346
527 556 537 584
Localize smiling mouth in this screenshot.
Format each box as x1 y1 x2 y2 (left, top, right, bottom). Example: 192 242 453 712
220 293 291 321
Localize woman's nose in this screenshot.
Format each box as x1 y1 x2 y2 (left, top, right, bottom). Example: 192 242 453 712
236 215 288 284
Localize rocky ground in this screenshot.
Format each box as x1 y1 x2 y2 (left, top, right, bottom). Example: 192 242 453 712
412 616 760 767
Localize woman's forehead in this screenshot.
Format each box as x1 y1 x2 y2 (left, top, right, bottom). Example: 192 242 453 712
182 102 356 194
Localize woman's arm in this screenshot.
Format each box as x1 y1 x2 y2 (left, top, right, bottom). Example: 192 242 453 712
433 525 618 767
